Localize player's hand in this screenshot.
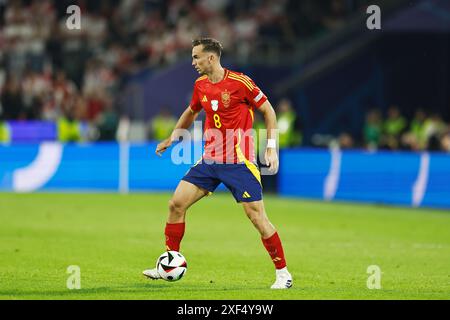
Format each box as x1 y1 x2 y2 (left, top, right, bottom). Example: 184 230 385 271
264 147 279 174
155 138 172 156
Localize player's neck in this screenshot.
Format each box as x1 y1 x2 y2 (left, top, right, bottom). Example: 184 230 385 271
207 66 225 84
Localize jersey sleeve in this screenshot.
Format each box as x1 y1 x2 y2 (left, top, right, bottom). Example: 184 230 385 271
242 74 267 109
189 83 202 113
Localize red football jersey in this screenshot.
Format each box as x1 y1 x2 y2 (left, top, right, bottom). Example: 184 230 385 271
189 69 267 164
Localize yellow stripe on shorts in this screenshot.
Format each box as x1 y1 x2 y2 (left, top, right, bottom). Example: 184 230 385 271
235 133 261 185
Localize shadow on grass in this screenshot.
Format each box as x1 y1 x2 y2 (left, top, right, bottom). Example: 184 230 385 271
0 282 286 298
2 285 443 299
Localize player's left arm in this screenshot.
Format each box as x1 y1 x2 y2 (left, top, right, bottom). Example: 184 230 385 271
242 74 279 173
258 101 279 174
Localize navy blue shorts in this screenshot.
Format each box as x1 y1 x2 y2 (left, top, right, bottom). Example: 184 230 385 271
182 161 263 203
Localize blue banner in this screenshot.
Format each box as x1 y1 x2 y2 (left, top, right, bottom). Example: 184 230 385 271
1 143 449 209
0 142 191 193
279 148 450 209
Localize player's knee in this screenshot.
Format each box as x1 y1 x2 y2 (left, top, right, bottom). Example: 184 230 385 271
246 209 264 225
245 203 260 215
168 199 185 216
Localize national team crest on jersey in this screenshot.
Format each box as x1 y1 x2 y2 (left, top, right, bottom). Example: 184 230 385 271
211 100 219 111
221 90 231 108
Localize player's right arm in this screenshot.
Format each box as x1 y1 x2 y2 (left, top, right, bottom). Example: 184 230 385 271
156 82 203 156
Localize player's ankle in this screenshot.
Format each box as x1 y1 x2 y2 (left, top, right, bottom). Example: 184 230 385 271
276 266 288 272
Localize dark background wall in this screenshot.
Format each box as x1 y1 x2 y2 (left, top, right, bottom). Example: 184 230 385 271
284 33 450 145
125 32 449 146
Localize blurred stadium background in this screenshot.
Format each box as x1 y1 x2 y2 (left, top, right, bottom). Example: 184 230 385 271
0 0 449 208
1 0 450 300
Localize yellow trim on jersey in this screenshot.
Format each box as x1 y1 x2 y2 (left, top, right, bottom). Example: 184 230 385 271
242 74 253 83
235 132 262 185
228 75 253 91
195 75 207 82
228 72 253 85
228 74 254 91
239 74 255 89
229 73 254 89
249 108 254 121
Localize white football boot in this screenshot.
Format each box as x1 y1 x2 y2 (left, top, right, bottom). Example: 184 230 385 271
271 267 293 289
142 268 162 280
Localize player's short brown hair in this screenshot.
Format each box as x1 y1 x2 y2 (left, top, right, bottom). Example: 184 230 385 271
192 38 223 57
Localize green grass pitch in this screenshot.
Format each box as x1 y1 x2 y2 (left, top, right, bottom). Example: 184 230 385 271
0 192 449 300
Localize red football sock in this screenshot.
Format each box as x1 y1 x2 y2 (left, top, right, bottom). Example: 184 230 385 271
165 222 185 252
261 232 287 269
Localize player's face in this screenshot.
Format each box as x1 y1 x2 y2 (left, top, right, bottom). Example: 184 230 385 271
192 45 213 75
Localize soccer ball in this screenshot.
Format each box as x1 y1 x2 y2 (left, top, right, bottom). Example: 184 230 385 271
156 251 187 281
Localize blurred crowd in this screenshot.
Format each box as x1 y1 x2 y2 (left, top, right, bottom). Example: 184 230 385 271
361 106 450 152
0 0 374 142
1 0 448 152
327 106 450 152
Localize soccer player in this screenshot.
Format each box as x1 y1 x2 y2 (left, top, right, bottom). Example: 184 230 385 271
143 38 292 289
